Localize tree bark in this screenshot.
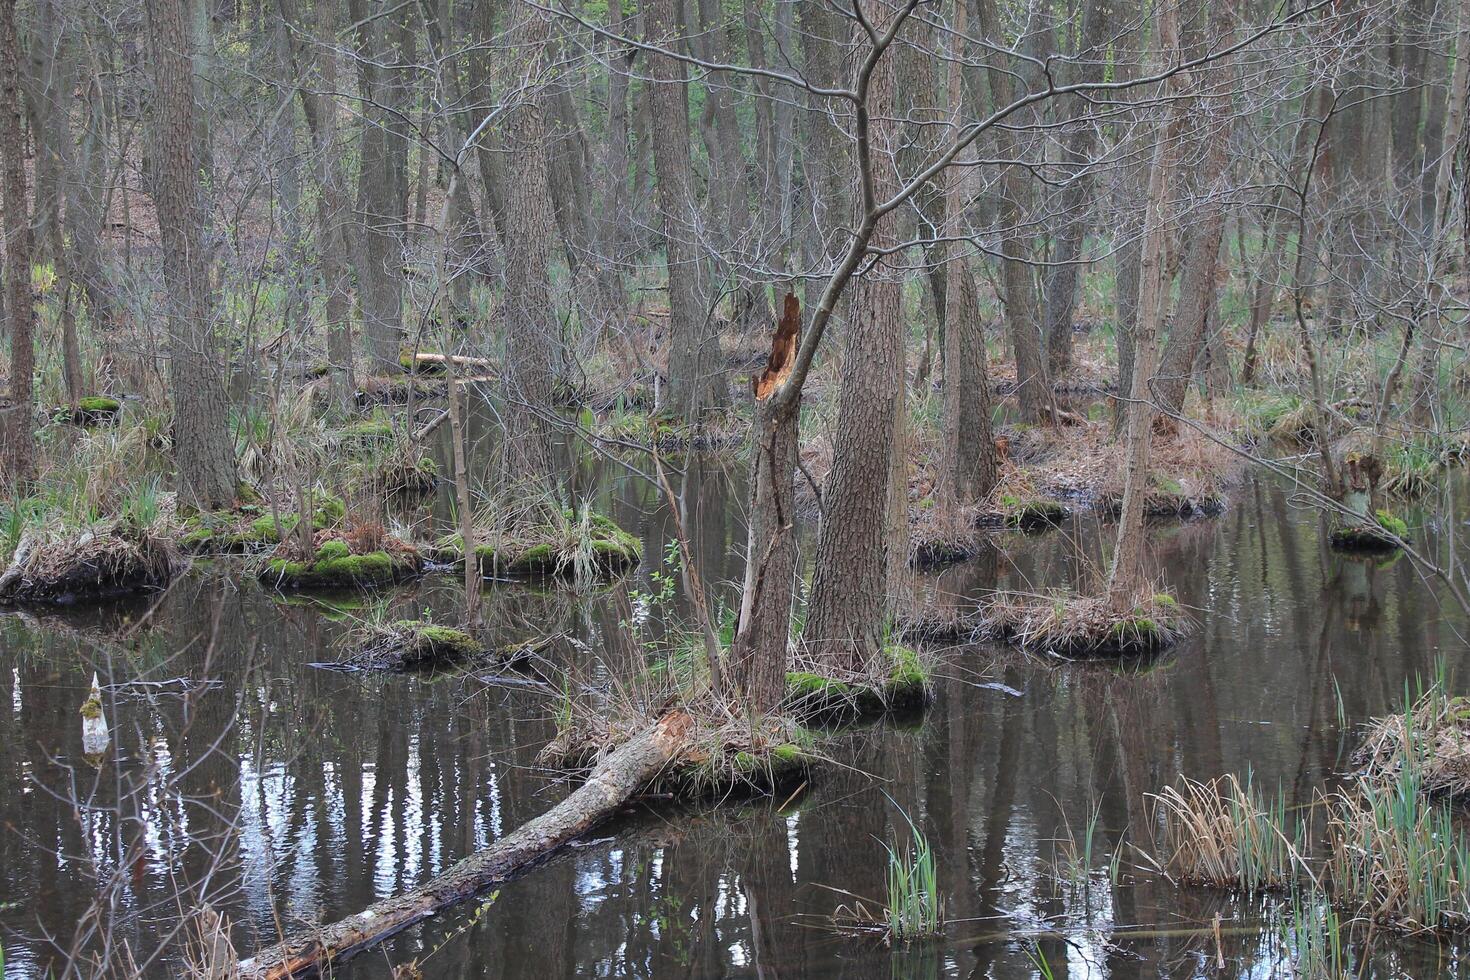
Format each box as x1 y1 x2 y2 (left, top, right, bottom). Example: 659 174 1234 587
1107 0 1187 608
978 0 1049 421
238 710 695 979
1040 0 1112 375
731 294 802 713
497 1 560 492
646 0 724 422
0 0 34 485
939 0 996 507
146 0 238 509
803 11 905 674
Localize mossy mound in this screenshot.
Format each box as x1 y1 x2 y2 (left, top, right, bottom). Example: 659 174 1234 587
984 591 1186 657
375 453 438 495
354 375 447 407
1330 510 1407 553
56 395 122 427
429 512 641 580
0 526 183 605
342 620 483 671
785 645 932 721
335 419 394 450
258 535 422 591
399 350 448 374
179 495 345 553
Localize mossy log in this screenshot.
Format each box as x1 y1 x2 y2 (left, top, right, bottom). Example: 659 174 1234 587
237 709 695 979
55 395 121 427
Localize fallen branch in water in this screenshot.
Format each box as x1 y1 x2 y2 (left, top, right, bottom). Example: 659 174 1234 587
238 708 693 979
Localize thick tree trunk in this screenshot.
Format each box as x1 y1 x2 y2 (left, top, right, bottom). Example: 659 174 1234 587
1153 211 1227 423
238 710 695 979
497 2 560 492
803 21 904 675
646 0 724 422
146 0 238 509
0 0 34 485
731 294 802 713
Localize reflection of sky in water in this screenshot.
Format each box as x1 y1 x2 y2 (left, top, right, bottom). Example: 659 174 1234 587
4 465 1470 977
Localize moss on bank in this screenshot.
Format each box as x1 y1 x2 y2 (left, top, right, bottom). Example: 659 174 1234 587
259 535 422 591
1002 497 1066 531
429 510 641 580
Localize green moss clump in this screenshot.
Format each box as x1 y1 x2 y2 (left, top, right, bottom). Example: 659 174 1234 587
1331 510 1407 553
1152 593 1179 609
260 539 419 590
78 396 120 413
785 645 930 721
182 495 345 553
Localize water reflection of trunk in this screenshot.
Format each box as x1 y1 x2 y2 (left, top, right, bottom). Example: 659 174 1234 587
738 804 803 980
965 666 1025 980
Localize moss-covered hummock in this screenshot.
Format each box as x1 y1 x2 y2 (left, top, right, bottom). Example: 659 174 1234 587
543 728 811 799
335 419 394 451
56 395 122 427
259 536 422 591
179 495 345 553
1330 509 1407 553
984 590 1185 657
429 512 641 580
343 620 483 671
785 644 932 721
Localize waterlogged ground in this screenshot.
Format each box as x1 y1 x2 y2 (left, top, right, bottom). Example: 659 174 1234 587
4 446 1470 977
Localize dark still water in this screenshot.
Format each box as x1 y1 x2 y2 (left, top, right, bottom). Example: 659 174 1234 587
3 461 1470 978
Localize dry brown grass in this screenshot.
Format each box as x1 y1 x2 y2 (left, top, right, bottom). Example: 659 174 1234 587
1352 687 1470 800
0 523 184 604
981 586 1187 656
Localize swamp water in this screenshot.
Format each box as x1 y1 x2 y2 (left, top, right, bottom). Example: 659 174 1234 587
3 449 1470 977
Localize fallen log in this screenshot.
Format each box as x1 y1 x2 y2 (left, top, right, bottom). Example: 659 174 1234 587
413 352 496 369
237 709 692 979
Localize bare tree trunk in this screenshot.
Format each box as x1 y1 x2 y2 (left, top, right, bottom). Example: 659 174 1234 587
1041 0 1112 375
939 0 996 507
803 16 904 674
497 1 559 492
1107 0 1186 608
146 0 238 509
730 295 801 714
0 0 34 485
979 0 1048 421
646 0 724 422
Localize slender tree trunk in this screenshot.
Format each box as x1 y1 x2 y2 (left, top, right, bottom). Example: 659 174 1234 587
1107 0 1187 608
939 0 996 507
979 0 1048 421
0 0 34 485
646 0 724 422
1041 0 1112 375
146 0 238 509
